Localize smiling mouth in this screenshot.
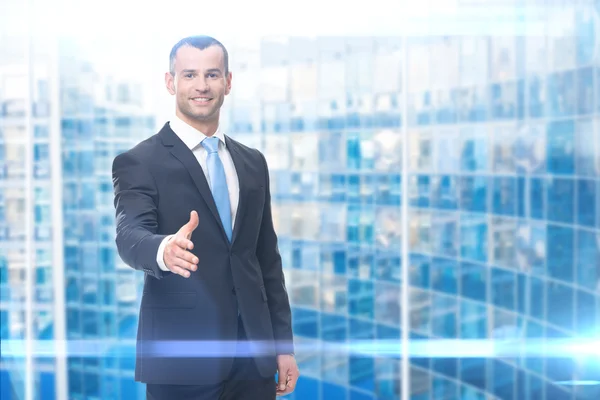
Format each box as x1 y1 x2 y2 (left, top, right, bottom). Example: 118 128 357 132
190 97 213 104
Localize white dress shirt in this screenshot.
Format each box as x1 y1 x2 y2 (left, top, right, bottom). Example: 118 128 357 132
156 116 239 272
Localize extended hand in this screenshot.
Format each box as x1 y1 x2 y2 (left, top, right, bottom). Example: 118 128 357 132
276 354 299 396
163 211 199 278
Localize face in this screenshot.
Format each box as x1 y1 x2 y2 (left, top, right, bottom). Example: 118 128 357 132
165 44 232 128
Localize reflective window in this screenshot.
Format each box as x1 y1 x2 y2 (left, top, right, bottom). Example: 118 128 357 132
546 177 574 224
288 269 319 308
547 225 574 283
575 118 596 176
320 273 347 314
409 130 432 172
576 230 600 291
460 127 488 171
547 70 576 117
348 279 374 319
547 119 575 174
492 268 515 311
431 211 458 257
546 281 574 329
431 293 457 338
374 281 400 326
460 300 486 339
460 262 487 303
431 257 457 295
460 213 488 262
409 210 431 254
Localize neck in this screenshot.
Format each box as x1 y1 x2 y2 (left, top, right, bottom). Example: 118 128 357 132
176 110 219 136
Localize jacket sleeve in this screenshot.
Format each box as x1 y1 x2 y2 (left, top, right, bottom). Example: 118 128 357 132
112 150 168 279
255 149 294 355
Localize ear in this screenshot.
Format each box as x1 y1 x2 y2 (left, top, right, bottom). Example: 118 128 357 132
225 71 232 95
165 72 176 95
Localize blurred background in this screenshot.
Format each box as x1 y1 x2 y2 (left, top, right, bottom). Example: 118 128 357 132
1 0 600 399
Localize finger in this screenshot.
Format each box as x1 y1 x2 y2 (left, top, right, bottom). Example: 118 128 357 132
171 254 198 271
165 241 197 265
173 248 199 266
171 260 197 273
180 210 199 236
169 265 191 278
173 236 194 251
286 373 299 391
277 368 288 392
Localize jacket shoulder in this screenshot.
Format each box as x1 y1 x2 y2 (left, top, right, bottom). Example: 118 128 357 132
226 135 265 160
115 132 162 162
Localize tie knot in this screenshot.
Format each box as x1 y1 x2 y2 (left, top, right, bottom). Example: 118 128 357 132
201 136 220 154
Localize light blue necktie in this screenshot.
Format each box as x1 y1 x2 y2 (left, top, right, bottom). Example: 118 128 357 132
202 137 232 241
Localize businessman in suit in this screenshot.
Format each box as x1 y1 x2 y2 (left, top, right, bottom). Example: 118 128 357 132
112 35 299 399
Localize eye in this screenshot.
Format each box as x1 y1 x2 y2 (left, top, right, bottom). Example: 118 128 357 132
208 73 218 78
185 73 194 78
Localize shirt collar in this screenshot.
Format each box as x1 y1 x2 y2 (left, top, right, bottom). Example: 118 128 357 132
169 115 226 150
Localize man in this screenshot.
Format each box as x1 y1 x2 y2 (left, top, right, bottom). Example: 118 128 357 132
112 35 299 400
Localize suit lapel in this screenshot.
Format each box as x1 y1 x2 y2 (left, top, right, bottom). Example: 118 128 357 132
225 136 248 245
159 124 229 244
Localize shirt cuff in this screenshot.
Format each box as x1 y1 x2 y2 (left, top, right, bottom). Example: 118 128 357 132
156 234 174 272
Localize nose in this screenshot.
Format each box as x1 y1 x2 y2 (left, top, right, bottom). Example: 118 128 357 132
195 77 210 92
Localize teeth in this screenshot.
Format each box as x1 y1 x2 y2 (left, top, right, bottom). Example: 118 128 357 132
192 97 210 101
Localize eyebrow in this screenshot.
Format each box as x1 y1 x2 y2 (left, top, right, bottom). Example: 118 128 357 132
181 68 222 74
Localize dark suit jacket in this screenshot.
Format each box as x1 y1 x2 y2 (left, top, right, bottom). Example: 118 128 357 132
112 122 294 385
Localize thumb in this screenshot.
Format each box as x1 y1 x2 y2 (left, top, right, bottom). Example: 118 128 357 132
180 210 199 236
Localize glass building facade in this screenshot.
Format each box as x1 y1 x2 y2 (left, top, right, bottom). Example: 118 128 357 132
2 1 600 399
1 31 155 400
224 6 600 400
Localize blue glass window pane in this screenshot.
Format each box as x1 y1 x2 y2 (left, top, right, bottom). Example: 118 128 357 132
431 258 457 295
460 262 486 302
459 176 487 213
433 377 457 398
460 214 488 262
547 71 576 117
348 280 374 319
409 254 430 289
528 76 545 118
432 175 458 210
493 177 516 216
432 294 457 338
546 282 574 330
575 289 597 334
527 177 545 220
350 356 375 392
577 179 597 227
460 135 488 172
460 301 486 339
547 119 575 174
575 118 596 176
323 383 346 400
68 370 82 395
492 268 515 311
376 324 400 340
547 178 574 224
292 308 318 338
547 225 574 282
295 377 320 399
82 311 98 336
492 360 514 399
321 313 346 342
461 385 485 400
529 277 545 321
460 358 486 391
576 229 600 291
